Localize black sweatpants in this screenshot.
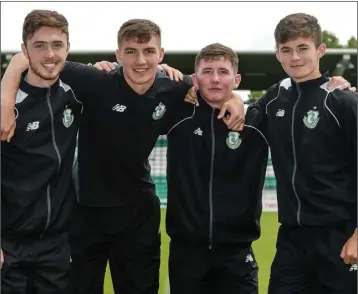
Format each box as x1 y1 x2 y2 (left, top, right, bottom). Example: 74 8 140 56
169 240 258 294
68 196 161 294
1 232 71 294
268 221 357 294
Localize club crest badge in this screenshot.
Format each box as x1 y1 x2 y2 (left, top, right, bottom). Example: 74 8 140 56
303 107 319 129
226 131 241 149
152 102 166 120
63 108 74 128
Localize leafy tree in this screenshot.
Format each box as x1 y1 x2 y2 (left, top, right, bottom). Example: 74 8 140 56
346 36 357 49
322 30 343 48
247 90 265 104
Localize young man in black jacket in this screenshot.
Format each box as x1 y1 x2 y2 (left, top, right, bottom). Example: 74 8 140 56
251 13 357 293
1 18 243 294
1 10 82 293
161 43 269 294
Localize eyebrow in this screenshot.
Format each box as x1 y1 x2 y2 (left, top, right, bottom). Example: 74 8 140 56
124 46 156 51
201 67 229 71
32 40 64 45
280 44 309 51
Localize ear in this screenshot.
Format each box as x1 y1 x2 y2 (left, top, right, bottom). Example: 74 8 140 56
158 47 165 63
317 43 326 58
115 49 122 64
234 74 241 88
21 43 29 60
192 74 199 89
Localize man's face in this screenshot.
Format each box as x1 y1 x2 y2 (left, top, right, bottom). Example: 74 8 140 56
193 57 240 105
116 35 164 89
21 26 69 82
276 37 326 82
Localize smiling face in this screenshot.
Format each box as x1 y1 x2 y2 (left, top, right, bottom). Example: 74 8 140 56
274 13 326 82
115 19 164 94
22 26 69 83
115 35 164 93
276 36 326 82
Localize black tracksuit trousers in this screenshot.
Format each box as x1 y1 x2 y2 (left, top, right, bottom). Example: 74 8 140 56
1 232 71 294
169 240 258 294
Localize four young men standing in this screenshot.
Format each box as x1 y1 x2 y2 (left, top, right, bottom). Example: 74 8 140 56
1 8 357 294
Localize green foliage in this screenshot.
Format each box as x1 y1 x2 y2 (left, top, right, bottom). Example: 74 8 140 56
346 36 357 49
323 30 343 48
323 30 357 49
247 90 265 104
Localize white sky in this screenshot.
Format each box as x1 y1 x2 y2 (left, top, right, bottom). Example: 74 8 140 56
1 1 357 52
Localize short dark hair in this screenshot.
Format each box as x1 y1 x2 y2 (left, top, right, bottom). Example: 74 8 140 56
117 19 161 48
274 13 322 48
22 9 69 44
195 43 239 73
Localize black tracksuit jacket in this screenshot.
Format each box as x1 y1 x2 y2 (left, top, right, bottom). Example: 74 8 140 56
252 76 357 227
1 77 82 237
163 96 269 249
61 62 192 208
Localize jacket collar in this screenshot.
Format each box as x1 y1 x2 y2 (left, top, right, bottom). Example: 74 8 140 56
290 68 330 91
19 69 61 97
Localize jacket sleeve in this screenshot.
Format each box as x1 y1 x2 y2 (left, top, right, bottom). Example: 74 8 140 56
167 74 193 104
159 75 194 134
333 90 357 160
245 83 279 136
60 61 111 102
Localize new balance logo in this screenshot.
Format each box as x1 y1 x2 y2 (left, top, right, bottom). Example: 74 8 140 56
193 127 203 136
245 254 254 263
26 121 39 131
276 109 285 117
112 104 127 112
349 264 357 271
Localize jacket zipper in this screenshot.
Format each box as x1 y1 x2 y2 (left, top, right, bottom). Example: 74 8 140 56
209 109 215 249
41 88 62 236
291 84 302 227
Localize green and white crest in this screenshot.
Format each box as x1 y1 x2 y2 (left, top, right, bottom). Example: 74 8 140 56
152 102 166 120
226 131 241 149
63 108 74 128
303 107 319 129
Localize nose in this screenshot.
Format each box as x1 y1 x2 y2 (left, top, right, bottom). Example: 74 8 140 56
211 72 220 83
291 50 300 61
136 52 146 65
45 47 55 59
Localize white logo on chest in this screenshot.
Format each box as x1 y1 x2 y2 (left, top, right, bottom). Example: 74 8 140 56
276 109 285 117
63 108 74 128
112 104 127 112
303 107 319 129
226 131 241 149
26 121 40 131
193 127 203 136
152 102 166 120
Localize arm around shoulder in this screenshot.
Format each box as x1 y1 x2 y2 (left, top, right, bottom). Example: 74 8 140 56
332 90 357 154
60 61 113 97
1 53 29 107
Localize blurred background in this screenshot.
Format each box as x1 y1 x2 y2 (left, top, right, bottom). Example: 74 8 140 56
1 1 356 293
